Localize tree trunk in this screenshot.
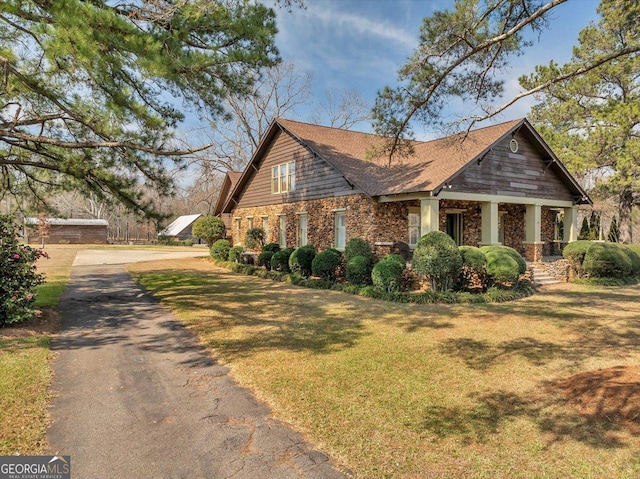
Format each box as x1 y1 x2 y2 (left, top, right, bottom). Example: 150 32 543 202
618 188 633 244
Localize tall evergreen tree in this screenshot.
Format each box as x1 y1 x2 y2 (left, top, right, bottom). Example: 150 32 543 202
521 0 639 243
0 0 278 218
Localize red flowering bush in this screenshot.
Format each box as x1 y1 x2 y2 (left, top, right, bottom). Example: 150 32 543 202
1 215 46 326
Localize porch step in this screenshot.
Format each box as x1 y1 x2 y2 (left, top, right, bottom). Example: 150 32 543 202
527 262 561 286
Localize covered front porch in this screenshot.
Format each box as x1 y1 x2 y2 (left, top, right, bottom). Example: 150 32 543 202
379 191 580 262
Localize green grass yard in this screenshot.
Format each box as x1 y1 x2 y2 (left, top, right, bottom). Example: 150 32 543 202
130 257 640 478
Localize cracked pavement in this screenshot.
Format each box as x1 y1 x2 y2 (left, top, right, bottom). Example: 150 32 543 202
47 250 349 478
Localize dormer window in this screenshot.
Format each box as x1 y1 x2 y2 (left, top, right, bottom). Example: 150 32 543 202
271 161 295 194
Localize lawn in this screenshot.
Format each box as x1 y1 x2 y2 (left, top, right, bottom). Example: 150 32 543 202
0 245 80 455
130 257 640 478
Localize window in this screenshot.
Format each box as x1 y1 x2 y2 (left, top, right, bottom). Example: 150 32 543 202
271 161 296 194
297 213 308 247
247 217 253 230
278 215 287 248
446 213 463 246
234 217 241 245
334 211 346 250
262 216 269 240
408 211 421 247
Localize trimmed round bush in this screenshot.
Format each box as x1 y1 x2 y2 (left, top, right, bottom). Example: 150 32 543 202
344 238 373 263
562 240 594 278
346 255 372 285
412 231 462 292
485 251 521 284
622 246 640 276
372 259 404 293
257 250 275 270
457 246 488 291
312 248 342 281
228 246 244 263
210 239 231 261
479 245 526 274
262 242 281 254
271 248 294 272
382 254 406 268
289 245 316 277
583 243 633 278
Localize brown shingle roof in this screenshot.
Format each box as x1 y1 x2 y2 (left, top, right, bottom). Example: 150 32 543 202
277 118 523 196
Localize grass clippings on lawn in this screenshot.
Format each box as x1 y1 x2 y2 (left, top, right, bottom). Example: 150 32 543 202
130 257 640 479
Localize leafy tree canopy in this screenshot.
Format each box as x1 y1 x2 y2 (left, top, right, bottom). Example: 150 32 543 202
371 0 639 163
520 0 639 243
0 0 278 219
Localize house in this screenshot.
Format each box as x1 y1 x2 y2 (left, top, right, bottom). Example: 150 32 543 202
218 118 591 262
24 217 108 244
158 214 202 241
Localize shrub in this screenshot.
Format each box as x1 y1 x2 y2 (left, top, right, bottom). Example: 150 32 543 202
0 215 46 326
562 240 594 278
411 231 462 292
382 254 406 268
228 246 244 263
262 242 281 253
271 248 294 272
484 251 521 285
344 238 374 263
346 255 373 285
192 216 226 245
457 246 487 291
210 239 231 261
257 250 275 270
245 227 266 250
479 245 526 274
372 259 404 293
583 243 633 278
289 245 316 277
622 246 640 276
312 248 342 280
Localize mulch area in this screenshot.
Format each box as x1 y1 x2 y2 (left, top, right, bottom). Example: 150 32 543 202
1 309 60 339
553 365 640 433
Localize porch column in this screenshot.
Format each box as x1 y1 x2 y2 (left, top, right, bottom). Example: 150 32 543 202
563 206 578 242
524 204 544 262
480 201 500 245
420 197 440 238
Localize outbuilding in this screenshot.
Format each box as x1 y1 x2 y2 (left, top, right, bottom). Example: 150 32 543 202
24 217 109 244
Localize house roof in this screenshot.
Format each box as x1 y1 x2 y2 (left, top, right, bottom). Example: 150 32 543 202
158 214 202 237
24 217 108 226
223 117 591 212
213 170 242 216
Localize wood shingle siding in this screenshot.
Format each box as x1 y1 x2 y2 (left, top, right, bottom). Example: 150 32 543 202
450 132 575 201
236 130 361 209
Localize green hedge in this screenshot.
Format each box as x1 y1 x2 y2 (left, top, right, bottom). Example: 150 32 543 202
257 250 275 270
311 248 342 281
344 238 374 263
457 246 487 291
371 259 404 292
582 243 634 278
412 231 462 292
228 246 244 263
562 240 594 278
210 239 231 261
289 245 316 277
271 248 294 272
346 255 373 285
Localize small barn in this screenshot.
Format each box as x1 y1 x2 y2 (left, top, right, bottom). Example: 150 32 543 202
158 214 202 241
24 218 109 244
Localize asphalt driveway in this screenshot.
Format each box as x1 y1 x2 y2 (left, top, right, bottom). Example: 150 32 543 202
47 250 348 478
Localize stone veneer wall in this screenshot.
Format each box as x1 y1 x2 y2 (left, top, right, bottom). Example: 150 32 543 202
232 196 559 257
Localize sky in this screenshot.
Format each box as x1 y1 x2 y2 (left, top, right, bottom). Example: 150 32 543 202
271 0 602 139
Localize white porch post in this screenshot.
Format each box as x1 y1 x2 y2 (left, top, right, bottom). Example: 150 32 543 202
525 204 542 243
563 206 578 242
420 197 440 238
480 201 500 245
524 204 544 262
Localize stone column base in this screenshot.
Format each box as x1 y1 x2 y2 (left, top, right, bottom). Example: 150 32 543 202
523 242 545 262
